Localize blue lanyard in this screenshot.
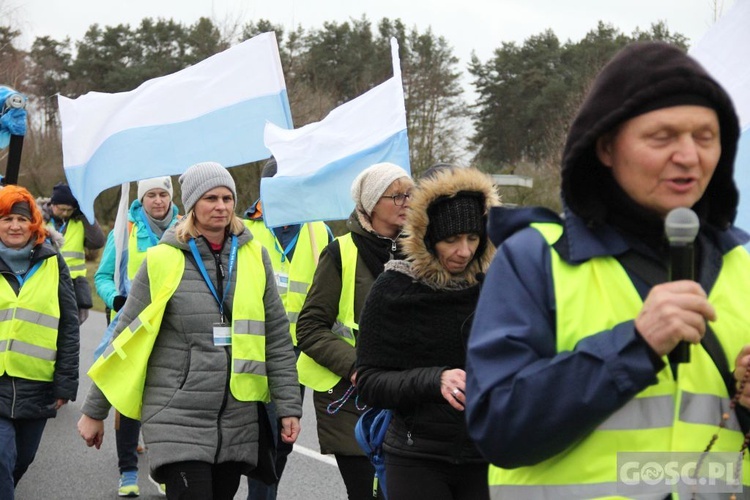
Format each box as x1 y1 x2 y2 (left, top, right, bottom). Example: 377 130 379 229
188 235 238 317
271 229 299 263
15 261 43 287
138 207 160 246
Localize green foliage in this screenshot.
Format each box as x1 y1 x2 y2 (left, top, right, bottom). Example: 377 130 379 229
468 21 689 210
67 18 227 96
4 12 694 221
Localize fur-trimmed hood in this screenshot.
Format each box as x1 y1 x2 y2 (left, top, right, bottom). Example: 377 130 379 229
399 167 500 289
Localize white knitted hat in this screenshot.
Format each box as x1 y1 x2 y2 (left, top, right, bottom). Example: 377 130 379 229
350 162 410 216
179 162 237 213
137 176 173 201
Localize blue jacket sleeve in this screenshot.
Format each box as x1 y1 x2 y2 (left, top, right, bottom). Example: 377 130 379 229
94 231 117 309
464 227 660 468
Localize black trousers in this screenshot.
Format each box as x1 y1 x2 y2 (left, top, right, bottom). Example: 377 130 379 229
159 460 244 500
335 455 383 500
384 454 489 500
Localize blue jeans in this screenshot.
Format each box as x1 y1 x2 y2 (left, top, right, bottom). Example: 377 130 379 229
116 413 141 473
0 416 48 499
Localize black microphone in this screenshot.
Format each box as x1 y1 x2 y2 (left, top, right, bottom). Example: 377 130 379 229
664 207 700 364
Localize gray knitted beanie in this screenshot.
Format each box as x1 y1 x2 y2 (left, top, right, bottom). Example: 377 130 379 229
350 162 410 216
179 161 237 213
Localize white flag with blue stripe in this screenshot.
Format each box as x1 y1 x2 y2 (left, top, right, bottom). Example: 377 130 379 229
260 37 410 228
58 32 292 222
689 0 750 232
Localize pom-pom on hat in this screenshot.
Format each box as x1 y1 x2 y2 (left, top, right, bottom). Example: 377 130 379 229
179 162 237 213
350 162 410 216
137 176 173 201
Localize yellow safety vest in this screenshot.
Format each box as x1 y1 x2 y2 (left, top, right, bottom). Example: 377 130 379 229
244 220 328 344
0 257 60 382
55 219 86 278
297 233 358 392
488 222 750 499
89 239 270 420
126 222 147 280
109 222 156 324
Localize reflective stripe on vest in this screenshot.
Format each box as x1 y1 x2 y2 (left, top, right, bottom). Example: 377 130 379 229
89 240 270 420
55 219 87 278
244 220 327 344
297 233 358 392
0 257 60 382
488 222 750 499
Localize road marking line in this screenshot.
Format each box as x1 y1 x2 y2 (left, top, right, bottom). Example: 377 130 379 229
293 444 338 466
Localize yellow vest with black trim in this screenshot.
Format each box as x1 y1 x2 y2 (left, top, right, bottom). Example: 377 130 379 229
297 233 358 392
88 239 270 420
0 257 60 382
244 220 328 345
56 219 86 278
488 222 750 499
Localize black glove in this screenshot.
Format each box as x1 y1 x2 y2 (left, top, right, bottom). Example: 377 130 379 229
112 295 127 312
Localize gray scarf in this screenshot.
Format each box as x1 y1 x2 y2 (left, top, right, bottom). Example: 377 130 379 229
0 240 34 275
143 205 173 239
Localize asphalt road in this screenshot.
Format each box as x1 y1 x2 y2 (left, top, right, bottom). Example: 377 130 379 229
14 311 348 500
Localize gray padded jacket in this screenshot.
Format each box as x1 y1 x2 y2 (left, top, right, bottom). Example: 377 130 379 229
82 226 301 481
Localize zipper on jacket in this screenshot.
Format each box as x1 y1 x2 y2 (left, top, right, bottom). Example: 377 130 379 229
10 378 16 418
215 348 231 463
213 245 230 463
405 406 419 446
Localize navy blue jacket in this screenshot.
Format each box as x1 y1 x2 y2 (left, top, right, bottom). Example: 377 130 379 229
465 205 750 468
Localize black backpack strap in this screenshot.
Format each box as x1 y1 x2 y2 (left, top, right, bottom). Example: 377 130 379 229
701 324 736 399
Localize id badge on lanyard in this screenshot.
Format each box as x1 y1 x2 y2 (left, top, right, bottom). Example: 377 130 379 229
275 271 289 292
213 323 231 346
189 236 238 347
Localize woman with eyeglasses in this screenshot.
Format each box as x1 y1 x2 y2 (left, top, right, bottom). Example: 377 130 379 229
296 162 413 499
356 167 498 500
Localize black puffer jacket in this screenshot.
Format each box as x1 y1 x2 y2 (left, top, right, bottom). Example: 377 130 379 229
0 243 79 420
356 167 499 464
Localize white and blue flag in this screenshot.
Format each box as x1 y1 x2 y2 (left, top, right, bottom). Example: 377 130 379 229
58 32 292 222
689 0 750 232
260 37 410 228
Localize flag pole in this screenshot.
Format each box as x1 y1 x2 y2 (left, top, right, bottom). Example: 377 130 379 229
1 89 27 185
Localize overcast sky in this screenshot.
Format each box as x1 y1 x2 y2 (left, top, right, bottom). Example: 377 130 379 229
11 0 736 69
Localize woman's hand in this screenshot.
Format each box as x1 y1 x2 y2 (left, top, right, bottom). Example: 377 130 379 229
77 414 105 449
280 416 301 444
440 368 466 411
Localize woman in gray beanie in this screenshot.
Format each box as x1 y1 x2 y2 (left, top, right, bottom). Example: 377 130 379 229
296 162 413 499
79 161 302 500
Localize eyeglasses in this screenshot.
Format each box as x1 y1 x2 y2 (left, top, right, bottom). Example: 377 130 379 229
380 193 411 206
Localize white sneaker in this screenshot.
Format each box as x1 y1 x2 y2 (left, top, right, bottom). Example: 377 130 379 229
148 475 166 496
